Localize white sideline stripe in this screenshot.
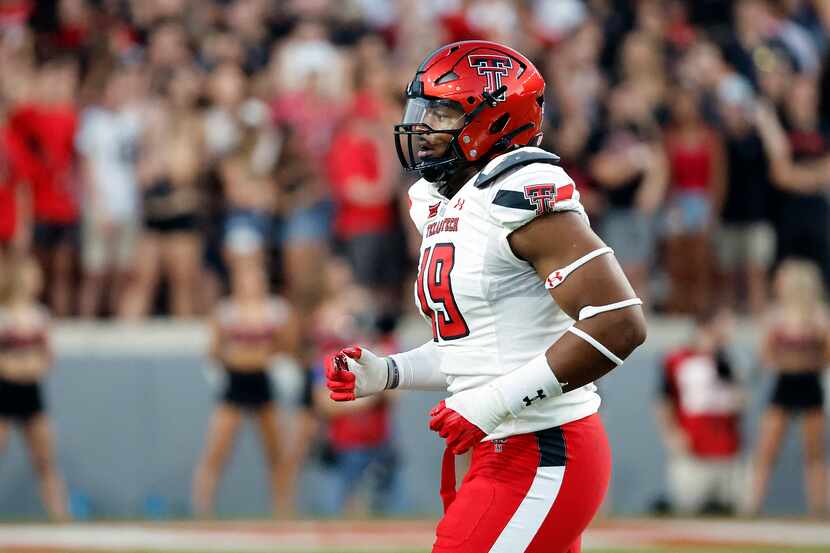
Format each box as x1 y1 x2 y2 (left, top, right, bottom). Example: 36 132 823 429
488 465 565 553
0 525 432 551
0 520 828 551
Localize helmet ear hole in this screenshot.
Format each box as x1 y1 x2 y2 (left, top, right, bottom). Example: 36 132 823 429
489 113 510 134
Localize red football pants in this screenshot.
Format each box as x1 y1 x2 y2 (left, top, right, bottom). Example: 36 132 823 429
433 413 611 553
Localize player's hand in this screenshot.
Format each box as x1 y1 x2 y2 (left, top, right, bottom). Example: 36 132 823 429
428 400 487 454
429 382 513 453
325 345 389 401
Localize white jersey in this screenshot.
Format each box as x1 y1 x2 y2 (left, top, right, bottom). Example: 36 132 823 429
408 147 600 440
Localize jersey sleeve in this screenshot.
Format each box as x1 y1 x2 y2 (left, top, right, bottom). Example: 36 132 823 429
407 178 436 236
485 162 588 231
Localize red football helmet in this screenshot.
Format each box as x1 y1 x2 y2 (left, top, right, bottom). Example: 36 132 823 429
394 40 546 185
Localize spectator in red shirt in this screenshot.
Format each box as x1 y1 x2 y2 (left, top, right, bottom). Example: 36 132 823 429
656 308 744 515
662 85 726 315
11 57 80 317
325 64 402 313
311 257 402 516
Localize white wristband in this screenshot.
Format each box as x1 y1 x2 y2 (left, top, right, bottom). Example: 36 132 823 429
489 352 564 417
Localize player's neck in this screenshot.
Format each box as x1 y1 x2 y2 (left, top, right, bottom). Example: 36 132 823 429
439 165 479 199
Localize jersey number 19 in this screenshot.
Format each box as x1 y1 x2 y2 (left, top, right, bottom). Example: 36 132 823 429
417 243 470 341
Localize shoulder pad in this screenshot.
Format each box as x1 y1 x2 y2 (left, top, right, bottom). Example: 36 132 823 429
474 148 561 189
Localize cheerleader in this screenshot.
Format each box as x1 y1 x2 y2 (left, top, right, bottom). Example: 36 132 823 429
192 263 298 516
0 258 69 520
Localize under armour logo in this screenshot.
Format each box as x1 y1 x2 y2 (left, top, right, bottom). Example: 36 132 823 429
545 271 564 288
523 184 556 216
453 198 465 211
467 54 513 101
523 389 547 406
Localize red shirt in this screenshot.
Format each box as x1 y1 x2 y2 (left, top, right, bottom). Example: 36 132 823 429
329 402 390 450
0 1 31 31
662 347 741 458
325 125 394 238
271 91 344 159
0 125 32 242
439 11 482 42
318 333 396 450
10 104 79 223
666 129 717 192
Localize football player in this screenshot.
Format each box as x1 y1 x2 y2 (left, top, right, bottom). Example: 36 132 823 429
326 41 647 553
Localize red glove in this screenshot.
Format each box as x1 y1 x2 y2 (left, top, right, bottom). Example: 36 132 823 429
325 351 357 401
429 400 487 454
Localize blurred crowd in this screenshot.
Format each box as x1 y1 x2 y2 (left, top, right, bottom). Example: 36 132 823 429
0 0 827 322
1 0 830 520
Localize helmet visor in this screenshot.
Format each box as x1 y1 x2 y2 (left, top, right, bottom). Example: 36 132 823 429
394 97 466 172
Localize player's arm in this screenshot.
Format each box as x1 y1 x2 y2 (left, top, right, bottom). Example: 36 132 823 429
326 177 447 401
325 342 447 402
508 210 646 390
430 211 646 453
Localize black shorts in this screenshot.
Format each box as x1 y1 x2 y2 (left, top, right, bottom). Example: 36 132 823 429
300 367 314 409
221 370 273 409
0 378 44 421
34 222 77 249
144 214 199 234
770 372 824 412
